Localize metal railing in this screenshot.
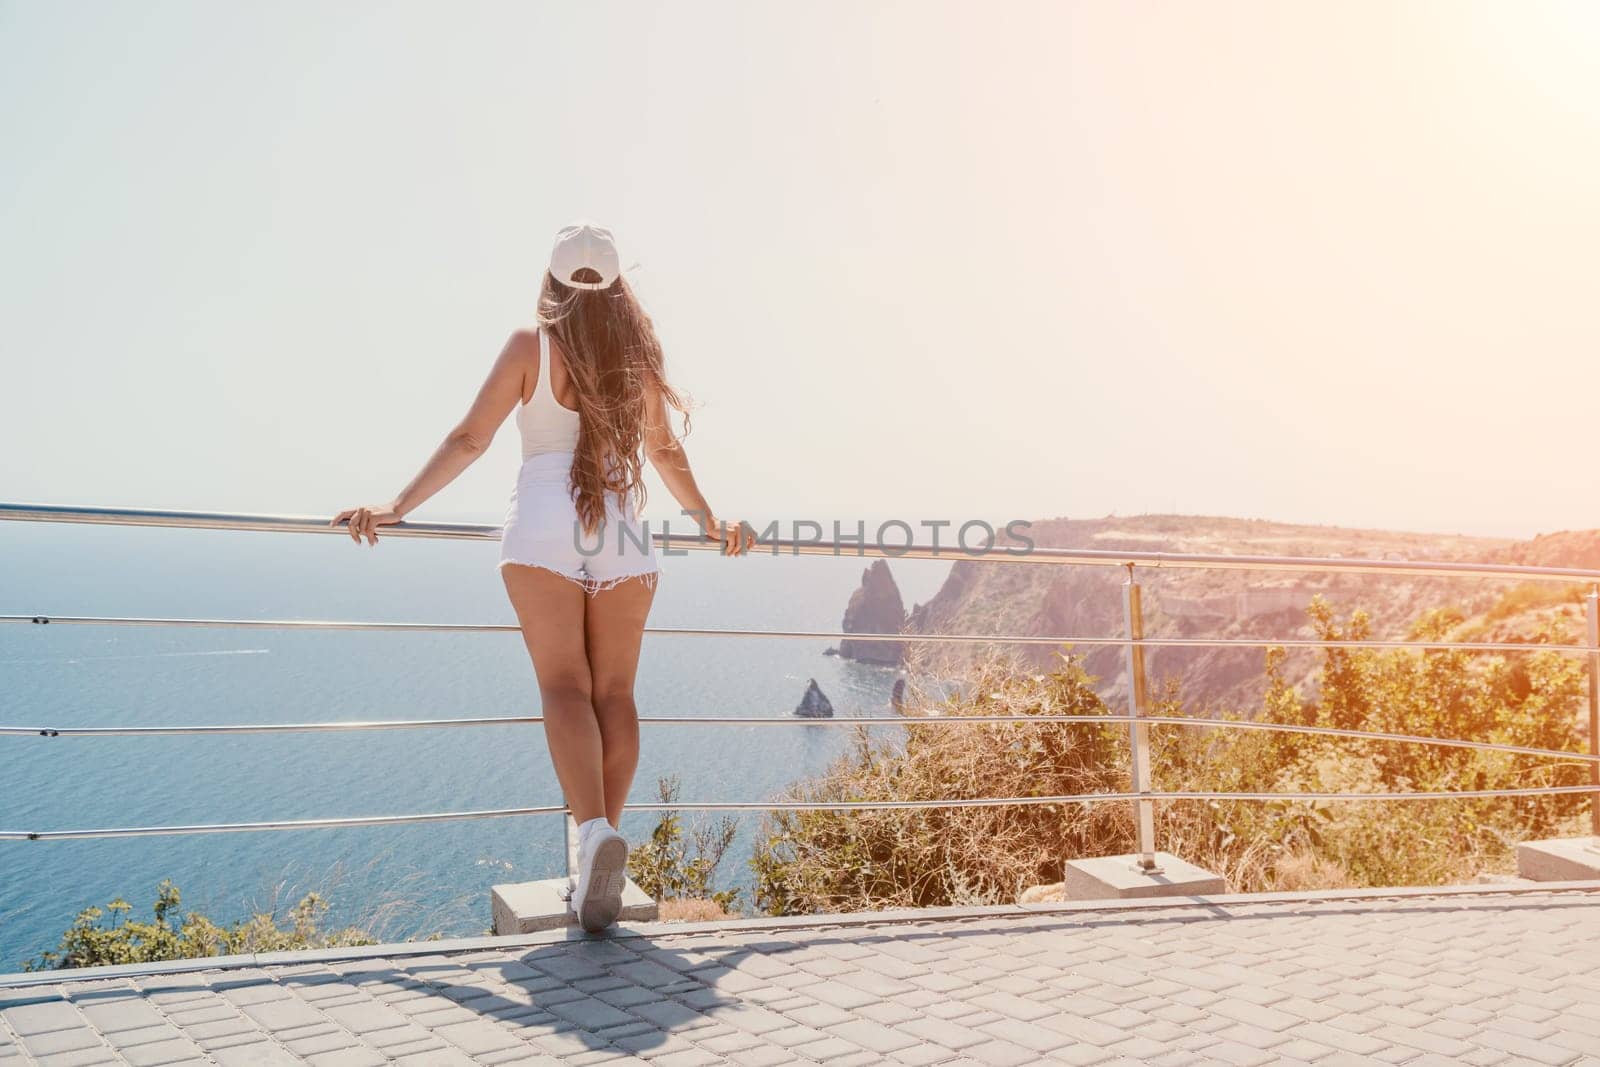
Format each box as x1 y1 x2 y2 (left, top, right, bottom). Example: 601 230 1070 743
4 500 1600 868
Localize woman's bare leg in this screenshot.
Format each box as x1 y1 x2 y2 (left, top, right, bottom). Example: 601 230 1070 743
584 575 657 828
501 564 607 824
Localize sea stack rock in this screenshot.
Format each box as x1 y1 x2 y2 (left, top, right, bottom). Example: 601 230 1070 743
839 559 907 666
795 679 834 718
891 678 906 712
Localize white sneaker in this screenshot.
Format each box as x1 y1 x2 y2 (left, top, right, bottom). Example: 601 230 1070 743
573 825 628 932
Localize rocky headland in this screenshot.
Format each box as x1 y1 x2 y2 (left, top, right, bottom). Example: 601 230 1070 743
836 514 1598 715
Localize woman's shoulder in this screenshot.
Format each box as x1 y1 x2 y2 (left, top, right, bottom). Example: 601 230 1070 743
498 328 542 394
506 325 542 351
505 325 557 366
510 323 572 360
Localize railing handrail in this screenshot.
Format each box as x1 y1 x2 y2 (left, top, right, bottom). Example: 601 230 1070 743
6 501 1600 584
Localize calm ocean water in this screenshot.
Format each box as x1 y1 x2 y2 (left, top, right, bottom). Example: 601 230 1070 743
0 519 951 972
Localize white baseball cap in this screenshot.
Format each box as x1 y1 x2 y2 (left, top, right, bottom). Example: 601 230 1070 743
549 221 621 290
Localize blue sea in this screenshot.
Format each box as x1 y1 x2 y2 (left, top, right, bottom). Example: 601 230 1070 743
0 519 952 972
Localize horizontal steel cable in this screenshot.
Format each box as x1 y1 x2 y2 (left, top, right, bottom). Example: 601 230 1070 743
4 712 1597 765
4 712 1092 736
6 784 1597 842
3 614 1593 655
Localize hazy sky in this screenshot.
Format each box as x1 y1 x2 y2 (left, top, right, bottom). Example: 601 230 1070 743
3 1 1597 540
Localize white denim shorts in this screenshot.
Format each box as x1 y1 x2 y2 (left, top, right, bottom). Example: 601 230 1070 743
498 451 660 596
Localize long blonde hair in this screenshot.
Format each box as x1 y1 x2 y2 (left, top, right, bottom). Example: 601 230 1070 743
537 268 691 536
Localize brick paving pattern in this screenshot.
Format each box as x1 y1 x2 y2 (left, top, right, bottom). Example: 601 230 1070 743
4 888 1599 1065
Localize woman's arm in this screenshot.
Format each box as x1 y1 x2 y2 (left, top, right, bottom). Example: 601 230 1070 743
332 330 532 545
643 380 755 555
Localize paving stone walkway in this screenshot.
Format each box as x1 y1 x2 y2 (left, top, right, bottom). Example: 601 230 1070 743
3 887 1599 1066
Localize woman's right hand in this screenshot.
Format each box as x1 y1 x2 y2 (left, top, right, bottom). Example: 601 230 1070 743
701 514 757 556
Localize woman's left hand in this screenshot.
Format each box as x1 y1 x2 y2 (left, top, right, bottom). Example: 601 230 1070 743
707 516 758 557
331 502 404 546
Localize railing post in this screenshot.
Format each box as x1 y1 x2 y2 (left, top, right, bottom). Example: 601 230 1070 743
1587 586 1599 839
1123 564 1160 873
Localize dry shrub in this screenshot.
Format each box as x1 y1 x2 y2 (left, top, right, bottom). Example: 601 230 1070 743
752 647 1136 914
1018 882 1067 903
751 595 1592 914
656 898 734 922
1267 849 1355 892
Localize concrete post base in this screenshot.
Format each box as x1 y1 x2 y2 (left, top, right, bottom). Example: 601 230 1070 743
1064 852 1227 900
491 878 659 935
1516 837 1600 882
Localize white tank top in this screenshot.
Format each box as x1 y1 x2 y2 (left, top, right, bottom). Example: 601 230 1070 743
515 328 581 460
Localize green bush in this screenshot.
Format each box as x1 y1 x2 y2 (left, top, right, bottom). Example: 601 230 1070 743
629 775 742 912
25 879 386 971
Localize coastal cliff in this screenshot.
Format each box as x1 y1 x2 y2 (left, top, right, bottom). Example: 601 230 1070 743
895 513 1581 713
